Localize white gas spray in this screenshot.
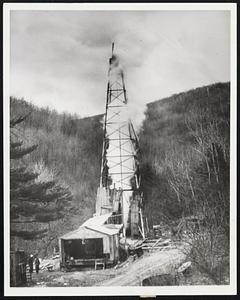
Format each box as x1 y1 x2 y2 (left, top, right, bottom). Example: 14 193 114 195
104 49 136 231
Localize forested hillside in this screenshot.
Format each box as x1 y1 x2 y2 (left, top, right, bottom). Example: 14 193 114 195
10 81 230 279
10 97 104 255
139 82 230 225
139 82 230 283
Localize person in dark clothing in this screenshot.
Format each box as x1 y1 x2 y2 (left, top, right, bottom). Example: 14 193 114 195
34 256 40 274
28 254 34 274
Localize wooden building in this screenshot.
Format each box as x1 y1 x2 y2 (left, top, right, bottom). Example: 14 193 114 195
59 213 123 270
10 250 27 286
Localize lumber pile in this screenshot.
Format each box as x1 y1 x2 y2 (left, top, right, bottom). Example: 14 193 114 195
130 237 175 252
40 256 60 271
141 238 173 251
127 224 176 254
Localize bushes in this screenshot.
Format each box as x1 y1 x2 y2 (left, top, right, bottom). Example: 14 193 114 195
139 82 230 223
187 227 229 284
139 82 230 283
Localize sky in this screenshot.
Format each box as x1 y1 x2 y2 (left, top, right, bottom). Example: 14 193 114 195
10 10 230 125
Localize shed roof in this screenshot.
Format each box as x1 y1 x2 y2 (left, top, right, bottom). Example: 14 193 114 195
60 213 123 240
86 223 123 236
81 213 112 228
60 226 108 240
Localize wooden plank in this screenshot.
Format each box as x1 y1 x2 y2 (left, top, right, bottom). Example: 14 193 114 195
143 239 162 243
134 238 147 248
142 246 171 249
150 237 163 250
142 245 176 251
139 208 145 238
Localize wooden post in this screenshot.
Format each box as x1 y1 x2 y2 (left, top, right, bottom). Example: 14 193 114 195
146 217 149 235
139 208 145 239
59 239 63 268
138 226 143 238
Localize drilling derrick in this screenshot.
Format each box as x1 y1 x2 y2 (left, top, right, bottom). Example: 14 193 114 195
58 44 145 272
96 43 144 238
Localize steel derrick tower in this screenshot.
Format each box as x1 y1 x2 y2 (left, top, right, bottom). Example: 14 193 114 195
96 43 144 238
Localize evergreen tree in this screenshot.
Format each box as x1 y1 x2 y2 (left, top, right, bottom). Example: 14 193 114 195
10 114 73 240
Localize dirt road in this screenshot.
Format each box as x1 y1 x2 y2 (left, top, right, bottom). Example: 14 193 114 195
99 243 190 286
32 242 190 287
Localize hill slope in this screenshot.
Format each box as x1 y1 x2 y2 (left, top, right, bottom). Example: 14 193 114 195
139 82 230 226
10 97 104 255
10 81 230 262
138 82 230 283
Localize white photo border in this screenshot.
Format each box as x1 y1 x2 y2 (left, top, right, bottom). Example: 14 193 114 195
3 2 237 296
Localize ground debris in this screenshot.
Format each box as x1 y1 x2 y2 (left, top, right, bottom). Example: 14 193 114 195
31 241 191 287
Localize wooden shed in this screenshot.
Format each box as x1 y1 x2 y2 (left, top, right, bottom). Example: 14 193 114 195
10 250 27 286
59 213 123 270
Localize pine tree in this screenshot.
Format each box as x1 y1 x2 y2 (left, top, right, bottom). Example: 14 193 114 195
10 113 73 240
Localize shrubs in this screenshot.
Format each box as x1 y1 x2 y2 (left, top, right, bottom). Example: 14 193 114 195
139 82 230 284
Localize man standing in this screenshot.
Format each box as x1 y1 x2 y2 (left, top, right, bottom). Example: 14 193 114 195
28 254 34 274
34 256 40 274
